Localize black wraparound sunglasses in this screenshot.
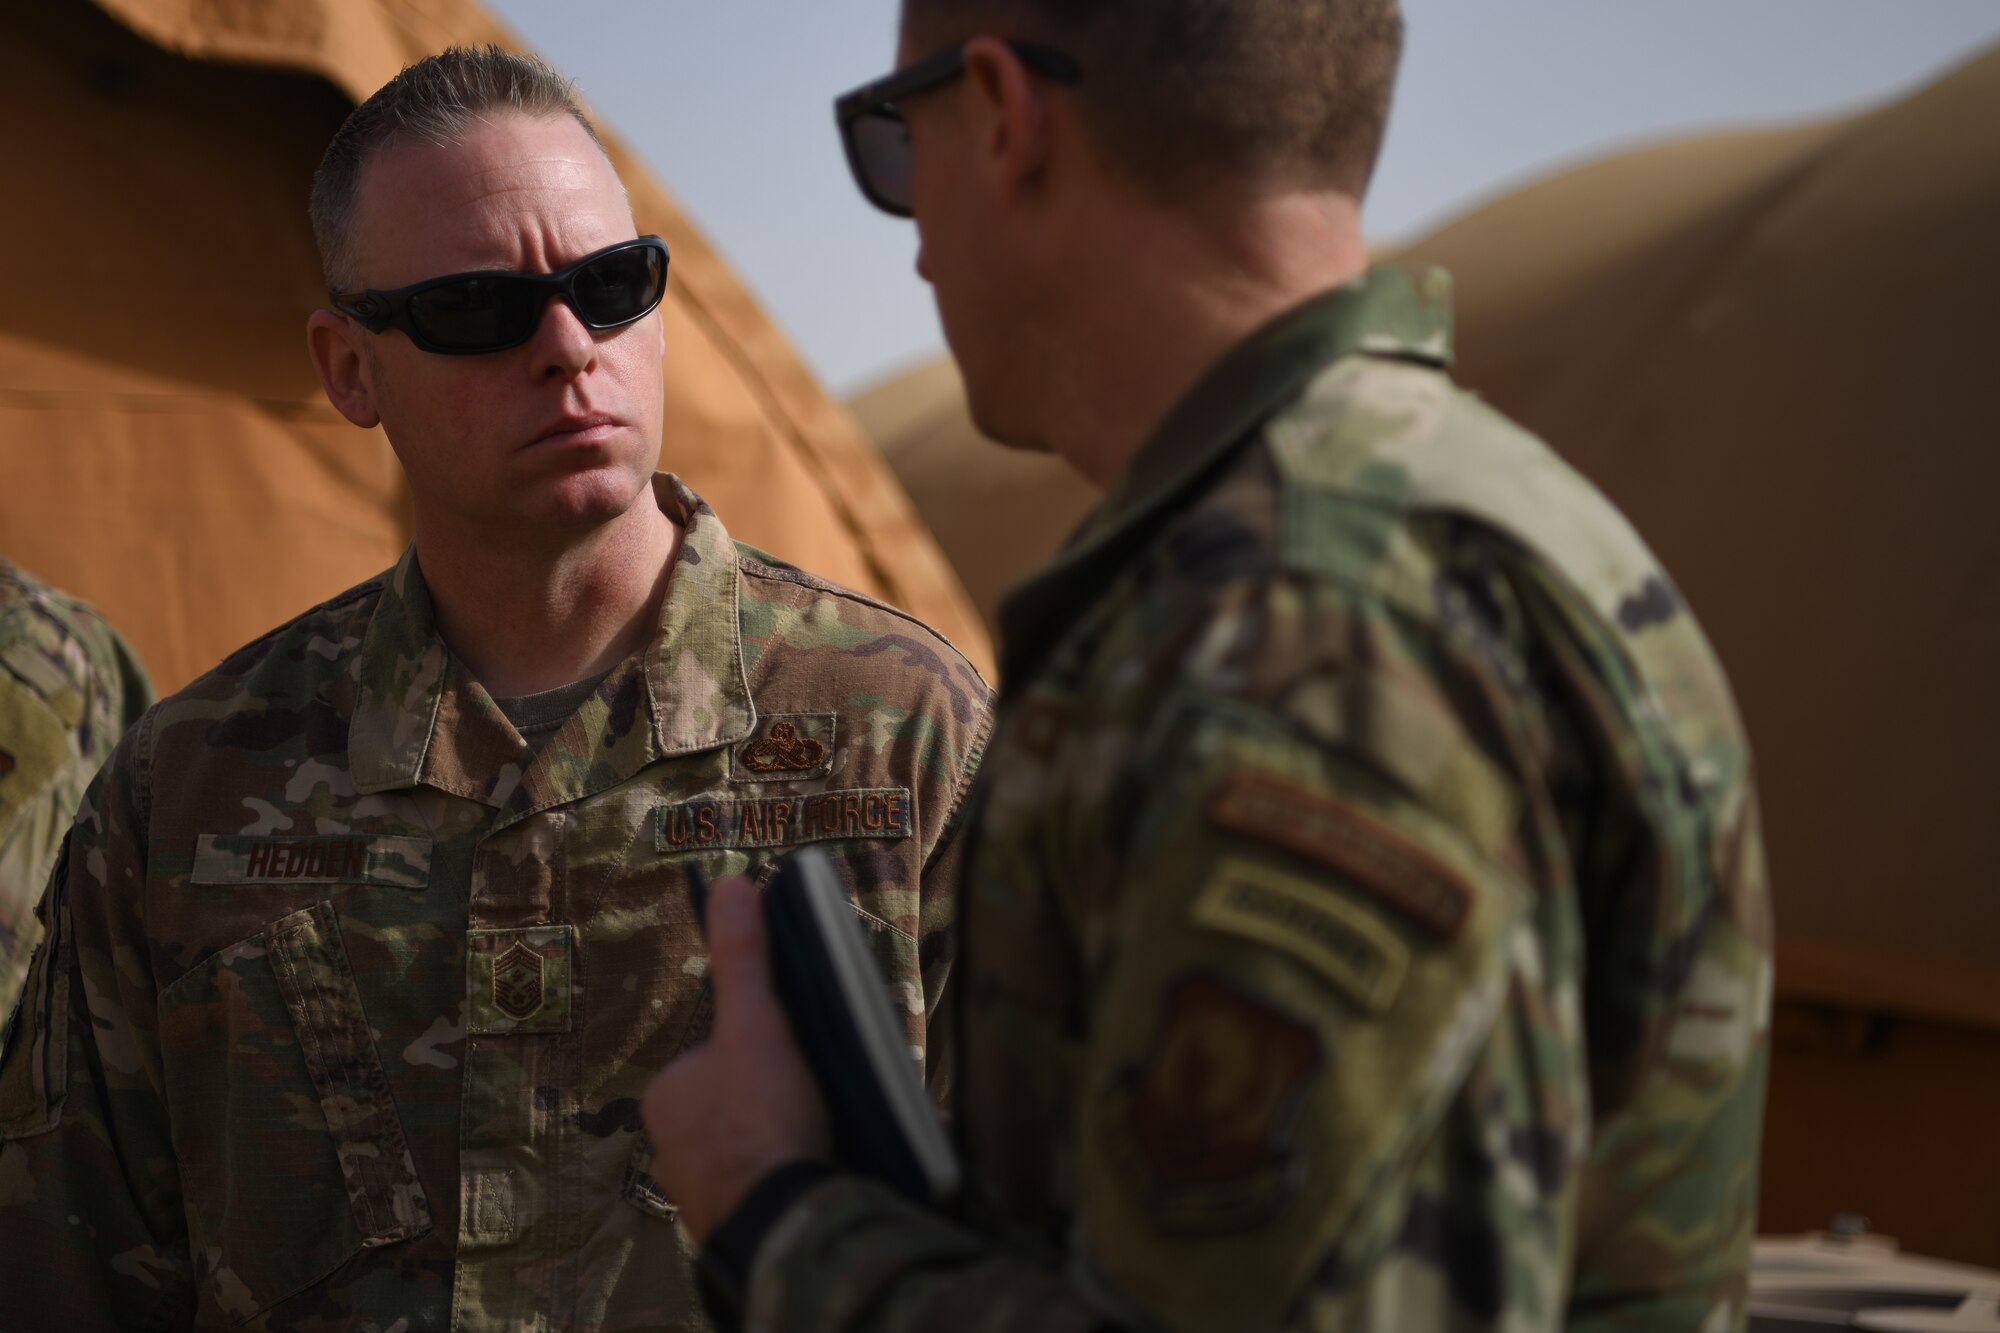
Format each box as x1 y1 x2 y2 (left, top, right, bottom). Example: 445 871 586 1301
834 41 1082 217
330 235 670 355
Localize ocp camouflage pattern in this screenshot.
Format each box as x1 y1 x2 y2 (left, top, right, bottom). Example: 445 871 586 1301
747 267 1773 1332
0 476 991 1329
0 558 150 1013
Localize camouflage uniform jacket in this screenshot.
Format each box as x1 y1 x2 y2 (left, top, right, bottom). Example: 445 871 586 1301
746 268 1773 1332
0 476 992 1330
0 559 151 1013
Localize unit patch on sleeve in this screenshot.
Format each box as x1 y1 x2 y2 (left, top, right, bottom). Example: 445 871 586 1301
1193 858 1409 1015
732 713 835 782
1207 771 1472 939
656 787 912 852
1100 973 1322 1235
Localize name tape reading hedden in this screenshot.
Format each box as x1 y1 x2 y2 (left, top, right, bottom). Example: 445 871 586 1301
247 839 366 880
657 787 913 851
191 833 431 886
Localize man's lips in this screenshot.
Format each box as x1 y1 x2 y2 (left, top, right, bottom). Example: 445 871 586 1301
529 414 623 447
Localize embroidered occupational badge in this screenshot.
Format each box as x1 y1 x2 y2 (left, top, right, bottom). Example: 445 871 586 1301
737 715 834 779
492 942 546 1022
1102 973 1322 1234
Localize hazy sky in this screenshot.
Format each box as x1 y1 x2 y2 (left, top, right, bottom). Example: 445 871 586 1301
483 1 2000 395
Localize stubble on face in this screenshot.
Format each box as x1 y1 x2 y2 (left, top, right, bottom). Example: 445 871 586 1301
346 112 668 548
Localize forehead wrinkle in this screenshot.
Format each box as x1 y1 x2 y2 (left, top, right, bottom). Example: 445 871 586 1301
458 151 606 198
389 145 614 220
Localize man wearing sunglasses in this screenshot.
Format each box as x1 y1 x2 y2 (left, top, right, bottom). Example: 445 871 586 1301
648 2 1771 1331
0 45 990 1328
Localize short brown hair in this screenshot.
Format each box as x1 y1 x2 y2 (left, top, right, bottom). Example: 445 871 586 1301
309 45 607 289
901 0 1403 201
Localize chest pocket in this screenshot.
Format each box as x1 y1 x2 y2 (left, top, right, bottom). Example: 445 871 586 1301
158 900 431 1321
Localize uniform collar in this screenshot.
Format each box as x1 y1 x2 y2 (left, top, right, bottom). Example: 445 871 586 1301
350 474 756 808
994 264 1454 696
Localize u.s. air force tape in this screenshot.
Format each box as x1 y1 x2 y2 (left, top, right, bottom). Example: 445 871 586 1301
656 788 913 852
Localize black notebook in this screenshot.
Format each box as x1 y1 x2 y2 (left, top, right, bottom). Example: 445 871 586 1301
689 850 960 1204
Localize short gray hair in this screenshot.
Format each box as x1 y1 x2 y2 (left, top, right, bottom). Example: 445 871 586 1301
309 45 608 290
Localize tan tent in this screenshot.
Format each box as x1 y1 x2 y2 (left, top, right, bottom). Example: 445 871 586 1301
0 0 990 693
853 360 1102 632
859 45 2000 1263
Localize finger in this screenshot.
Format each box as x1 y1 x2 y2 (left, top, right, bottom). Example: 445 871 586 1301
705 873 764 967
697 871 752 940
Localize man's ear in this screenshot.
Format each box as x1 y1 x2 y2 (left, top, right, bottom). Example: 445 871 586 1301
306 310 383 429
961 35 1055 212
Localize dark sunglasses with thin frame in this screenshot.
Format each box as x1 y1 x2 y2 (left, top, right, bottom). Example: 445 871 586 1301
330 235 670 356
834 41 1082 217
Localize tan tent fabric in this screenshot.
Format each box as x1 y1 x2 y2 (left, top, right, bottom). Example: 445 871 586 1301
852 360 1102 631
0 0 989 693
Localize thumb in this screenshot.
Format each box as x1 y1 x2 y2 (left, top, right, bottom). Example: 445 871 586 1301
704 873 789 1043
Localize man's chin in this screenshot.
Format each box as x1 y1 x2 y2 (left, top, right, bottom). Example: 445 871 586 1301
537 469 656 526
494 458 659 535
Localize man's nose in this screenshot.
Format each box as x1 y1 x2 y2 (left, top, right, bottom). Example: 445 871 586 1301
530 294 597 379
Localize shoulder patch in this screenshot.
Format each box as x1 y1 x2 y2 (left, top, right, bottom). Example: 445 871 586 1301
1101 973 1322 1235
1207 771 1471 939
1193 858 1408 1015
